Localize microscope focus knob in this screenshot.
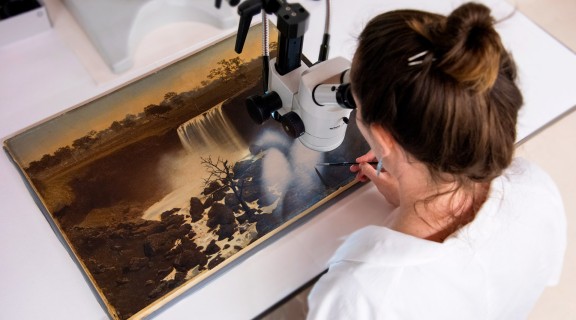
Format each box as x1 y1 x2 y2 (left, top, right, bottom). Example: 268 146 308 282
281 112 305 138
246 91 283 124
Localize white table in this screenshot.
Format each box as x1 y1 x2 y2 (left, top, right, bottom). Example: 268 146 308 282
1 0 575 319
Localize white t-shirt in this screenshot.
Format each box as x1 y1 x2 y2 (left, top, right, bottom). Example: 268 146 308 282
307 158 566 320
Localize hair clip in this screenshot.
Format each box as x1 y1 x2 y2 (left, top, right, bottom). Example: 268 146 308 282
408 50 433 66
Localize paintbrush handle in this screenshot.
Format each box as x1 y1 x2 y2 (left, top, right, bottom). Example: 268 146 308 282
316 161 379 166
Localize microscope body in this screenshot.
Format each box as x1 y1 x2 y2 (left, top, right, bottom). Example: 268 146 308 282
268 56 354 151
217 0 356 152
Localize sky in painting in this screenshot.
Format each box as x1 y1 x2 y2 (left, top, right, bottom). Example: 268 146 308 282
7 25 267 166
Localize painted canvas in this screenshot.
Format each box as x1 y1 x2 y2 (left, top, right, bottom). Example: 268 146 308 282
3 24 369 319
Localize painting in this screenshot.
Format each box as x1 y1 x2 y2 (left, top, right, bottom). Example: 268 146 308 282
3 23 369 319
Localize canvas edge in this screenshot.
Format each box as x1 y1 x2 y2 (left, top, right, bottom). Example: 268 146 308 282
2 144 122 319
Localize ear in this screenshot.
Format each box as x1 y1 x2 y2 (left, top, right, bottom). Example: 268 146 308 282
369 124 396 157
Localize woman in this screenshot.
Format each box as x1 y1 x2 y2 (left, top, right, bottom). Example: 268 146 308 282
307 3 566 319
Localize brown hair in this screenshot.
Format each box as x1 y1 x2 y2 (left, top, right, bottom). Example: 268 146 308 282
351 2 522 185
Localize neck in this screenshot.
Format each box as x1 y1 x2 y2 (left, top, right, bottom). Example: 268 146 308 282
386 160 487 242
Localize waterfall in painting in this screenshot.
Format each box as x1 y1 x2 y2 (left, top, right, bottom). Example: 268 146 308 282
177 103 248 161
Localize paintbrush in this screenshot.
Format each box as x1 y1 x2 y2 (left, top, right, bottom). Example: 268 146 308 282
316 161 379 166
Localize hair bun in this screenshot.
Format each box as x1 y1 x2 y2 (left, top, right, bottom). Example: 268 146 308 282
446 2 494 34
436 3 503 92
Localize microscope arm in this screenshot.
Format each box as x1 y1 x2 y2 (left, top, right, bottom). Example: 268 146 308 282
232 0 309 76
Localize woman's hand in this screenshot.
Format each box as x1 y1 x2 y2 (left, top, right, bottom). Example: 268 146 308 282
350 151 400 207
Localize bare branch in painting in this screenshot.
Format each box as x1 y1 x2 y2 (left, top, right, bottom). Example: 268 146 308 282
201 156 252 215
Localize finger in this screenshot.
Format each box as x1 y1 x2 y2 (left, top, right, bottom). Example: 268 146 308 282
356 150 376 163
359 162 379 181
350 164 361 173
356 155 376 163
351 164 369 181
355 171 369 182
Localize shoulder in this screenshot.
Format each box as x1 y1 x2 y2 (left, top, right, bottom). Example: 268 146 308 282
308 226 489 319
452 158 568 315
308 258 489 320
492 157 565 232
499 157 562 202
474 157 566 286
307 262 383 320
486 157 565 232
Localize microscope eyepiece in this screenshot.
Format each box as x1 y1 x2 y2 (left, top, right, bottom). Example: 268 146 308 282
335 83 356 109
312 83 356 109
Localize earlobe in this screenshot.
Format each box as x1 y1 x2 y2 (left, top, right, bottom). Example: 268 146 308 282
369 124 395 157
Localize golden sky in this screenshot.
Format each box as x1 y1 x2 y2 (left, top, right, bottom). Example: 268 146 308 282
7 25 269 166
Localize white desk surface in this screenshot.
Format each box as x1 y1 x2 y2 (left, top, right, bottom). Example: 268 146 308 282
1 0 575 319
